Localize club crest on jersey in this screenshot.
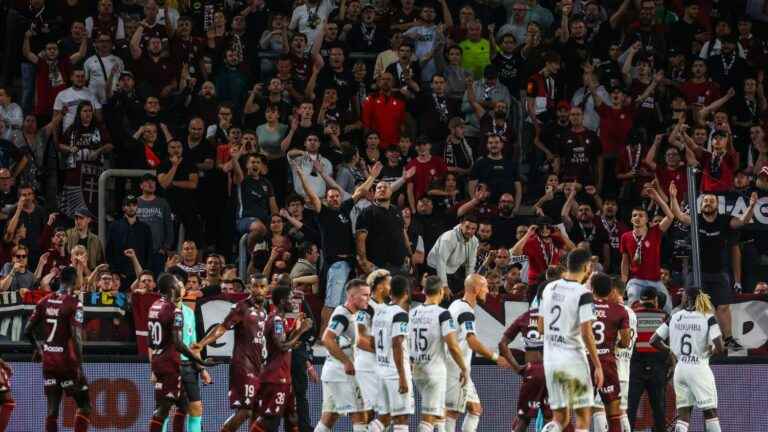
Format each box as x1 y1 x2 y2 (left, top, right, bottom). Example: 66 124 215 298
174 313 183 327
448 319 457 329
465 321 474 331
275 319 285 335
75 308 84 323
399 322 408 332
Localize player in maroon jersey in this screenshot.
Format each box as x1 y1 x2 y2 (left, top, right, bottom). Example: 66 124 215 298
250 285 313 432
147 273 211 432
589 273 631 432
0 356 14 432
24 266 91 432
192 273 270 432
499 290 548 432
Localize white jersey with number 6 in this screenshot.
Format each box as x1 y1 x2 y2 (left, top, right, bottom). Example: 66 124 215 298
540 279 596 363
409 304 456 378
616 305 637 382
654 309 721 366
372 304 411 381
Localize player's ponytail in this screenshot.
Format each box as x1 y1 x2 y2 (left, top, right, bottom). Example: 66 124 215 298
686 286 714 315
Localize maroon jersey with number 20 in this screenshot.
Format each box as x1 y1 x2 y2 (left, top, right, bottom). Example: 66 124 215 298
148 298 183 375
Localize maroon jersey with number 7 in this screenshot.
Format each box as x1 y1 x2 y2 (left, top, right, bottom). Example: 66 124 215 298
27 292 84 374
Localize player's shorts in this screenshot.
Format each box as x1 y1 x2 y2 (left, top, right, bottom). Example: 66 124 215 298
517 362 551 419
180 364 201 402
154 371 182 402
413 374 447 416
321 379 365 414
257 382 295 417
544 358 594 410
43 368 89 396
0 367 10 392
445 375 480 413
590 357 620 406
229 366 260 410
673 365 718 410
619 379 629 411
356 369 380 411
378 377 415 416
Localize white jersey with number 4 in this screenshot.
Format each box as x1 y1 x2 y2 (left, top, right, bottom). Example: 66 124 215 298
372 304 411 380
540 279 596 364
355 300 386 372
446 300 476 377
616 305 637 382
654 309 721 366
409 304 456 378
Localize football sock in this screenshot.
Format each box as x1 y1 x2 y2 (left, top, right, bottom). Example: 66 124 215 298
0 400 15 431
187 415 202 432
541 421 562 432
73 412 90 432
393 425 409 432
461 414 480 432
418 421 433 432
444 417 457 432
45 415 58 432
705 418 721 432
314 423 331 432
592 412 608 432
608 414 622 432
620 414 631 432
675 420 689 432
172 410 186 432
354 425 369 432
435 421 445 432
162 418 169 432
150 416 165 432
368 419 385 432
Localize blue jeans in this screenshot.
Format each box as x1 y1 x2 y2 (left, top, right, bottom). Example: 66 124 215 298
20 62 35 114
325 260 351 308
626 279 673 313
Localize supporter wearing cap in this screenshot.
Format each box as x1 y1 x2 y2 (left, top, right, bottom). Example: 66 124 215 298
65 207 104 270
694 130 737 193
106 194 152 285
666 46 688 84
465 64 512 142
136 173 173 275
435 117 474 176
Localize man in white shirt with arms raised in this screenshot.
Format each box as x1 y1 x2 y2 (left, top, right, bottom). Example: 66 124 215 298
538 248 603 432
445 273 512 432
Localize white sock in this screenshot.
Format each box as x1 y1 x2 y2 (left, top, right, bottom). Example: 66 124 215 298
354 425 370 432
394 425 409 432
541 422 562 432
675 420 689 432
705 418 721 432
435 421 445 432
369 419 386 432
315 423 332 432
461 413 479 432
576 429 589 432
592 411 608 432
619 413 630 432
445 417 457 432
418 421 433 432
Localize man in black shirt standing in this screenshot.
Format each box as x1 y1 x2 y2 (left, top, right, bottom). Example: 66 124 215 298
468 134 522 205
669 184 758 351
157 139 201 245
356 181 411 276
233 153 279 243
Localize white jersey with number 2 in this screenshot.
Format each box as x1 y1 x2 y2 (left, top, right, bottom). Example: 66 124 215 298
540 278 596 365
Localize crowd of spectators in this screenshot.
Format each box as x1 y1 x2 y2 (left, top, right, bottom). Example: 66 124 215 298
0 0 767 351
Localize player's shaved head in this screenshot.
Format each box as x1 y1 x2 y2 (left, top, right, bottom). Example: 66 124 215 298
464 273 486 291
424 275 444 296
591 272 612 297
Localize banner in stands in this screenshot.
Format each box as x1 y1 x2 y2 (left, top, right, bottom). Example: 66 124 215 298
716 192 768 228
7 362 768 431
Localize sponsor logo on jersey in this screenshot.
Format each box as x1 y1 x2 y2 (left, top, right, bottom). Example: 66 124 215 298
43 344 64 353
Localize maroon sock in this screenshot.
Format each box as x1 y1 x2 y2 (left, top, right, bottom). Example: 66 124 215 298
150 416 165 432
249 419 266 432
0 400 15 431
608 415 622 432
73 412 90 432
562 423 575 432
45 415 58 432
172 410 186 432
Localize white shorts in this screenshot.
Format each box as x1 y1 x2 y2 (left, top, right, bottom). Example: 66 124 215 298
544 360 594 410
356 370 380 411
414 374 447 416
673 365 718 410
377 377 415 416
321 379 365 415
445 376 480 413
620 379 629 411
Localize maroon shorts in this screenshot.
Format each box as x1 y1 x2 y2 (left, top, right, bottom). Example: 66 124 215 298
154 370 182 402
229 366 260 410
257 383 295 417
591 357 620 404
43 367 89 395
516 362 551 419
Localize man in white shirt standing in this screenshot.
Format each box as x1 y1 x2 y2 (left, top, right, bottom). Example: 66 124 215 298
538 248 603 432
53 68 102 131
290 0 335 50
427 216 479 296
84 33 124 104
403 1 453 83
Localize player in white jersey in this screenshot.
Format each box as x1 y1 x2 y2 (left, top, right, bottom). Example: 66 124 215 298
650 287 725 432
315 280 371 432
354 270 391 423
366 276 413 432
538 248 603 432
611 279 636 432
445 274 513 432
411 276 468 432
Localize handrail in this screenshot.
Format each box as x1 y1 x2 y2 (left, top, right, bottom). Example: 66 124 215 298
239 233 248 280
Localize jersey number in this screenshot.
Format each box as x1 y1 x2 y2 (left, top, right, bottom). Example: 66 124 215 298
377 329 385 351
413 328 428 352
549 306 562 332
46 318 58 343
245 384 256 398
680 333 692 356
150 322 163 346
592 321 605 345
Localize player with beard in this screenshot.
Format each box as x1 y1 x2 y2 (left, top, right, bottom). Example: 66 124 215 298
192 274 270 431
562 188 611 268
511 217 575 286
146 274 211 432
597 198 630 274
25 267 91 432
468 134 522 205
588 273 631 432
250 286 313 432
669 184 757 351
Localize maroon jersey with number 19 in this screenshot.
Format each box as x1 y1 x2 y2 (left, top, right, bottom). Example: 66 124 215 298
222 298 267 410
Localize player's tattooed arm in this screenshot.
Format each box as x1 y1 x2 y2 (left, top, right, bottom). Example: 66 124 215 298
356 323 375 353
192 324 227 352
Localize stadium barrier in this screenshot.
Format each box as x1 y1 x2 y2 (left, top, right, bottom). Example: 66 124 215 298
6 361 768 431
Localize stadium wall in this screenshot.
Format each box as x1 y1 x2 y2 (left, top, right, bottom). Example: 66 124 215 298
6 362 768 431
